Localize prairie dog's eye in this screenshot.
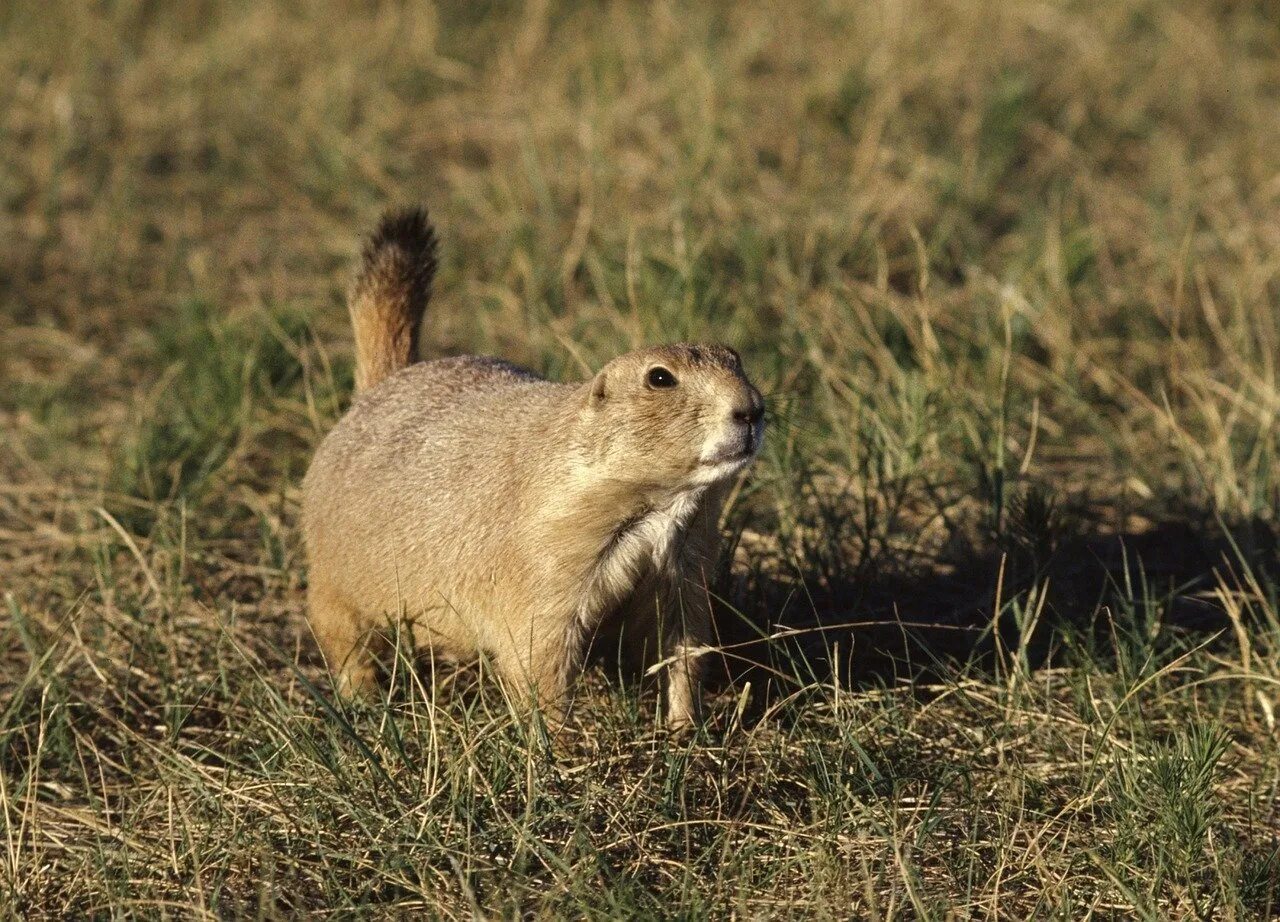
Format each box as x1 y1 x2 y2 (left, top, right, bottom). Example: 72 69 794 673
646 366 678 389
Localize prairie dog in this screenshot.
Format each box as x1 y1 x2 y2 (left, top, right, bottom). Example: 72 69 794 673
301 207 764 728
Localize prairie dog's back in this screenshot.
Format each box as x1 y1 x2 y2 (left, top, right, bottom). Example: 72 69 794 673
310 356 549 477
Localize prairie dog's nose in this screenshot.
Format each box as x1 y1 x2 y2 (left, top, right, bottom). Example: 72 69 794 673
732 393 764 426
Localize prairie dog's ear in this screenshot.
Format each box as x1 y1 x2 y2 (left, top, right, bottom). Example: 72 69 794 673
588 368 608 407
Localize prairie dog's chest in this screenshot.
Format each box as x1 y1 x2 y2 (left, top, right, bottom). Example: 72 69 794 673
589 490 704 603
625 491 703 572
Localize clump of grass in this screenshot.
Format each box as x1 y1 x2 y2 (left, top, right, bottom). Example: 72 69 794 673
1102 723 1235 916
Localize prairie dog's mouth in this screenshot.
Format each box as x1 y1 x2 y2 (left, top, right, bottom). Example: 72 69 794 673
698 419 764 467
690 421 761 485
700 445 752 466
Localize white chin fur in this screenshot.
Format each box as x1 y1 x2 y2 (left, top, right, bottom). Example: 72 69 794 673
697 422 763 471
689 455 752 486
691 421 762 486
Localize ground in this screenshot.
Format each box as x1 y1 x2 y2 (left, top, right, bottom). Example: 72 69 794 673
2 0 1279 917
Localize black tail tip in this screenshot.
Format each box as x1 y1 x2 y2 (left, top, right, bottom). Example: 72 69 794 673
363 205 439 273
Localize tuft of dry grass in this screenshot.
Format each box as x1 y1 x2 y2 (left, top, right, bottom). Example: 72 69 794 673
2 0 1279 916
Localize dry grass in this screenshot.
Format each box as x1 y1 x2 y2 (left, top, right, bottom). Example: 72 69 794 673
3 0 1280 916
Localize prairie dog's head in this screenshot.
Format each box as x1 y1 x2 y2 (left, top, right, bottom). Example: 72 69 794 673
581 344 764 491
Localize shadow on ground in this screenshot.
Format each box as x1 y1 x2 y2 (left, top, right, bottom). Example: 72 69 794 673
706 507 1278 717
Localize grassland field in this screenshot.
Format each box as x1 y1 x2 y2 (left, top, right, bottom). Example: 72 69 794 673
2 0 1280 917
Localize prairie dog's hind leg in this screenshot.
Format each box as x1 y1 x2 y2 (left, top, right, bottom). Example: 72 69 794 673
307 584 379 697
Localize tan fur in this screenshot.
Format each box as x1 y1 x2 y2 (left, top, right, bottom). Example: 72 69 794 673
302 207 764 728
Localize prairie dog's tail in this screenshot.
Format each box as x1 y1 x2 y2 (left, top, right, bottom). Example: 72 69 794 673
349 206 438 392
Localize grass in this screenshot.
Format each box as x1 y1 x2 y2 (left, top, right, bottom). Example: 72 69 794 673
2 0 1279 916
